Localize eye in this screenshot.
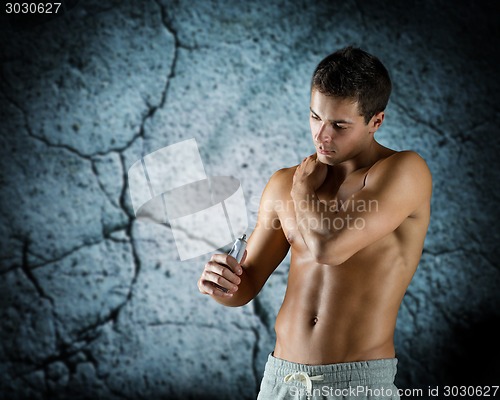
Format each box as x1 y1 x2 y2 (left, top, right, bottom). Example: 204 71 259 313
310 113 320 121
333 123 347 130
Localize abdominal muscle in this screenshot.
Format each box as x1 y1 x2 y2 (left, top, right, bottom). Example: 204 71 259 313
272 237 411 365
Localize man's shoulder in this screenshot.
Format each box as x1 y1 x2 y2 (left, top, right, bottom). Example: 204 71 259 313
262 166 296 201
369 150 432 195
386 150 430 174
270 165 297 182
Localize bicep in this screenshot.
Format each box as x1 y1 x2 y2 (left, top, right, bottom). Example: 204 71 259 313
322 152 431 264
243 171 290 294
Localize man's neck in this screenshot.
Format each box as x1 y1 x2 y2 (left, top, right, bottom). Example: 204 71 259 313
334 140 385 177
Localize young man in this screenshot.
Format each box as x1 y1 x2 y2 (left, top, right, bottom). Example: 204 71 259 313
198 46 432 399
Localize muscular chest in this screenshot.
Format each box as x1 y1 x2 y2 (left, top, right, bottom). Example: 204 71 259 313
279 168 368 248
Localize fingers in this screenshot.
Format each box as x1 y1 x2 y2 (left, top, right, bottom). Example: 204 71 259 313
211 253 243 275
298 154 317 169
206 264 241 288
198 255 243 298
198 279 234 298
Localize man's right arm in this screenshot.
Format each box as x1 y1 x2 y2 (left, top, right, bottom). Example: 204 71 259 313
197 169 291 307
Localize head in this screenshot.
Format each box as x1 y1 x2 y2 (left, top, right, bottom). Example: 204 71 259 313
310 47 392 165
311 46 392 124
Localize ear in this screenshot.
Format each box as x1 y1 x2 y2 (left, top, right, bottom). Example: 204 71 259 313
369 111 385 134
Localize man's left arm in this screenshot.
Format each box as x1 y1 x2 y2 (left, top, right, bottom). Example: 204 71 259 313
291 151 432 265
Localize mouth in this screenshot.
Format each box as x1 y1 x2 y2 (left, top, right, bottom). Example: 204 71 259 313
317 148 335 155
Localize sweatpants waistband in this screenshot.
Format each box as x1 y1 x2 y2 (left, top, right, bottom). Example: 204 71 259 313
264 353 398 388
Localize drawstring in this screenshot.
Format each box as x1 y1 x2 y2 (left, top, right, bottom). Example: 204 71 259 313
283 371 324 398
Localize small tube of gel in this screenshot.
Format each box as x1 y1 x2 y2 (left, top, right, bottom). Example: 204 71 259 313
227 234 247 263
216 234 247 293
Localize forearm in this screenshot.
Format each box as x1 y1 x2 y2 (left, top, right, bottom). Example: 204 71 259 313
211 269 257 307
292 190 335 260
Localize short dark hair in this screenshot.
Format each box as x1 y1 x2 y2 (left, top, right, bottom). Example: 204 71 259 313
311 46 392 124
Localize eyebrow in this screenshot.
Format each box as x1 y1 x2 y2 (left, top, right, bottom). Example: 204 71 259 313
309 107 354 124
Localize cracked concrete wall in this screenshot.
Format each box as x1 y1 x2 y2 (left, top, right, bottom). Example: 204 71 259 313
1 0 499 399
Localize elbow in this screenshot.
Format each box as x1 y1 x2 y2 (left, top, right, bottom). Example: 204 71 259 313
310 236 346 266
227 293 255 307
313 251 345 267
224 301 249 308
213 294 253 308
214 279 258 308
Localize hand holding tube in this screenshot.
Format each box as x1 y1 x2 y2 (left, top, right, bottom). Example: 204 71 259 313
198 235 247 298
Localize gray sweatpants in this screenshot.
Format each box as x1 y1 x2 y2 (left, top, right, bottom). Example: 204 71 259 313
257 353 400 400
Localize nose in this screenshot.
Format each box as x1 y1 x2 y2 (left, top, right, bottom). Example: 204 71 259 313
314 122 333 144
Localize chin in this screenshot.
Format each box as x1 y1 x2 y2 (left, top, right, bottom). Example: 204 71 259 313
317 152 336 165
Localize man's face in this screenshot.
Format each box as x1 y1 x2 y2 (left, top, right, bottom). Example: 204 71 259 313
309 89 376 166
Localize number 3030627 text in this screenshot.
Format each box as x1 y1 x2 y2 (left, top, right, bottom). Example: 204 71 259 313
5 3 62 14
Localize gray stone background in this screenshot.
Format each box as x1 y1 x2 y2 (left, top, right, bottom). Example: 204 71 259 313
1 0 499 399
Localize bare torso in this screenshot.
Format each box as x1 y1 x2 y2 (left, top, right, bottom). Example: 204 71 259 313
273 152 430 364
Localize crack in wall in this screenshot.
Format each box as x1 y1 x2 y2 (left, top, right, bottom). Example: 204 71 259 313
3 236 105 274
121 226 142 317
11 304 107 379
19 238 54 305
90 156 124 210
0 85 95 160
149 318 262 397
4 177 139 391
147 319 251 333
98 152 144 332
164 219 231 254
391 99 452 144
423 247 499 272
1 116 137 352
153 0 209 51
0 89 135 282
0 81 143 160
138 0 180 152
146 304 263 396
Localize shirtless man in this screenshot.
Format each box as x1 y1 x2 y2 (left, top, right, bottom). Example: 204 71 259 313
198 46 432 399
